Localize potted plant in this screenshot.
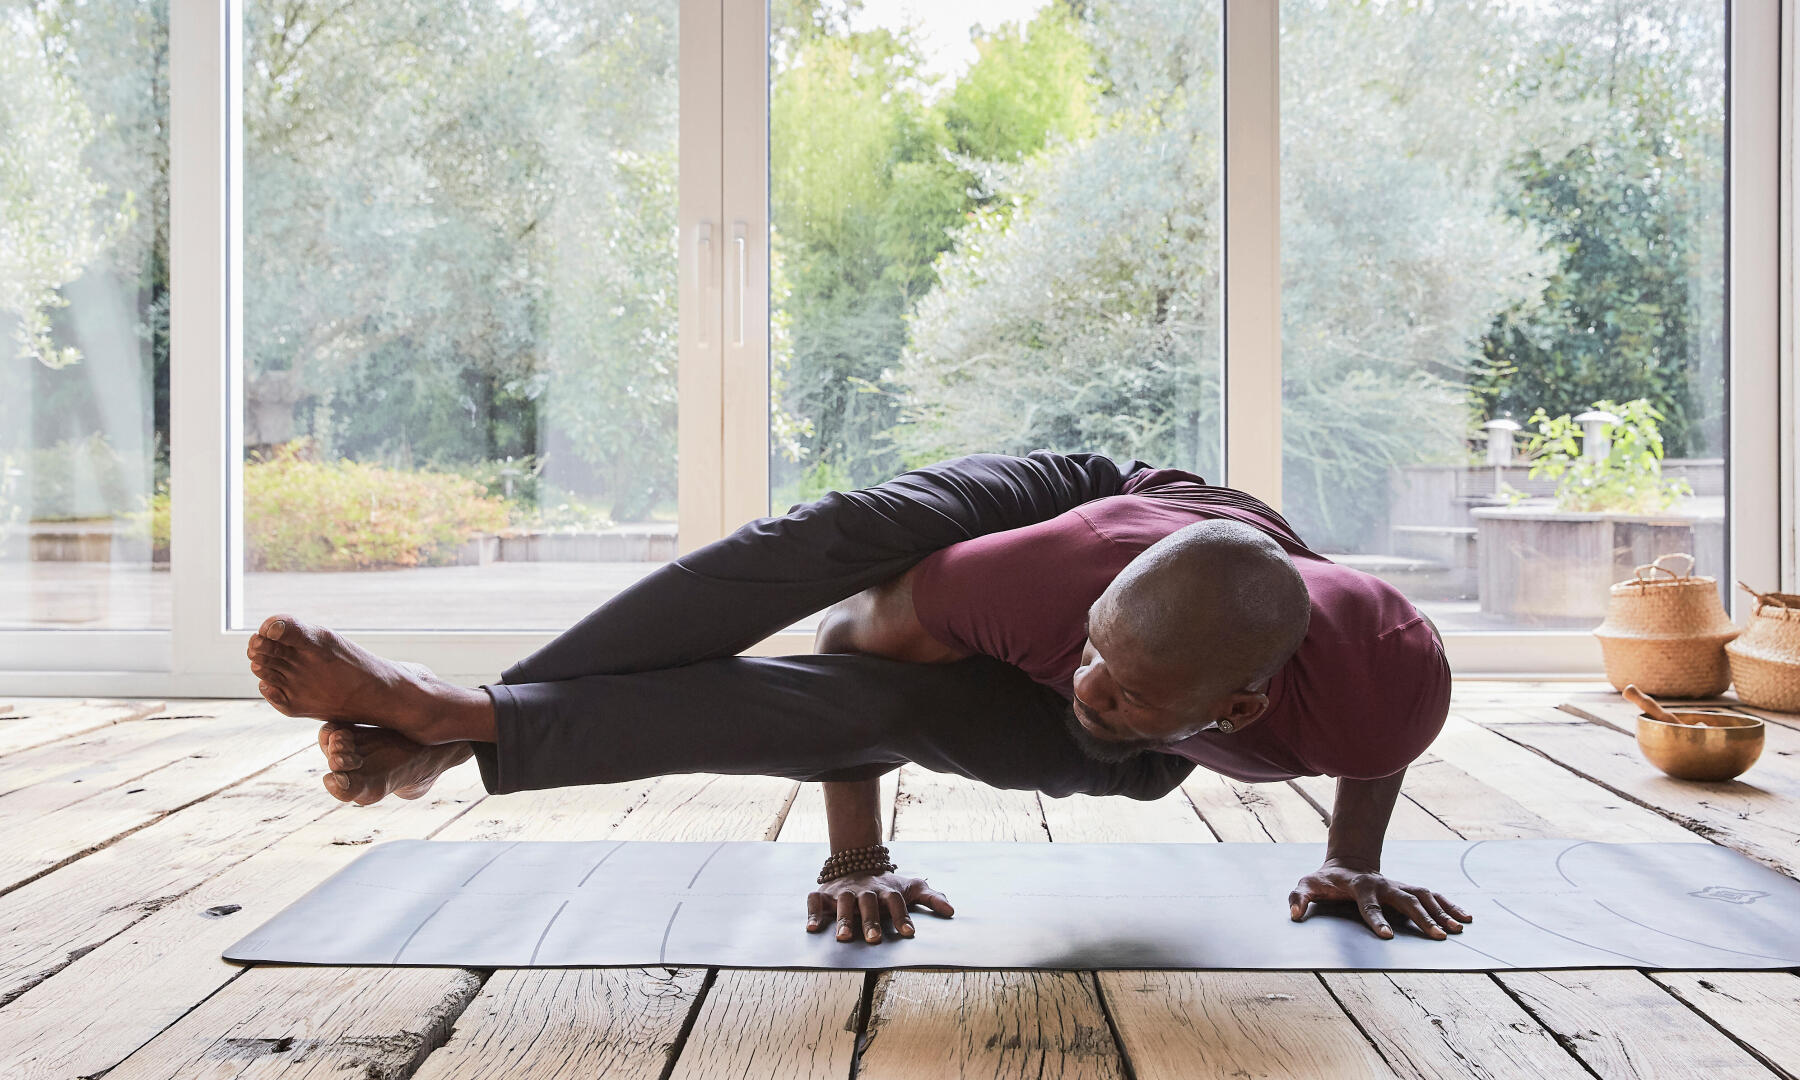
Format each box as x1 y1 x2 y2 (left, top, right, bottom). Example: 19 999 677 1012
1471 399 1723 625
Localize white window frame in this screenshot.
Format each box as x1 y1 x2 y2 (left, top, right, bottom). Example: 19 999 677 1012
0 0 1787 694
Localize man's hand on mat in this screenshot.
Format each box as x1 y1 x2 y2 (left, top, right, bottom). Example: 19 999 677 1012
806 872 954 944
1287 862 1474 941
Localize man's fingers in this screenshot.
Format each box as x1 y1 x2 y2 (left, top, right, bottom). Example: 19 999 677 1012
906 882 954 918
1415 890 1461 934
884 890 914 938
1437 893 1474 923
806 891 825 932
858 891 883 943
1393 892 1448 940
835 892 859 942
1353 883 1393 939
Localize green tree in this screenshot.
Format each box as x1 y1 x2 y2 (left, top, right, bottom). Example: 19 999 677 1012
1475 1 1726 459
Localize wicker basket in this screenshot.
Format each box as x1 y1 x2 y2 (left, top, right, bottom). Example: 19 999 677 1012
1593 553 1739 697
1726 583 1800 711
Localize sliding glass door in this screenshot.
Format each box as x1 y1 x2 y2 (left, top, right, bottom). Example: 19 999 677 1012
0 0 1780 690
232 0 685 632
1277 0 1730 633
1 0 169 636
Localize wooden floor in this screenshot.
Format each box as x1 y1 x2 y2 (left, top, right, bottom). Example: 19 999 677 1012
0 685 1796 1079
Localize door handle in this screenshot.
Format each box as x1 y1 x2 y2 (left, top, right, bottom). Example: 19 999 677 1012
731 223 747 347
695 221 713 348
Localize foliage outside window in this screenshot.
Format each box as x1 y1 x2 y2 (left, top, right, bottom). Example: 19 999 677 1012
1518 398 1693 514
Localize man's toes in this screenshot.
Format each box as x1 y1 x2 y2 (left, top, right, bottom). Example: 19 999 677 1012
259 614 296 642
324 729 364 770
259 681 295 714
248 634 293 661
322 770 355 802
249 655 293 682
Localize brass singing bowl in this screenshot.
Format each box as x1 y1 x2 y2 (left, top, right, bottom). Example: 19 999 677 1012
1635 711 1765 782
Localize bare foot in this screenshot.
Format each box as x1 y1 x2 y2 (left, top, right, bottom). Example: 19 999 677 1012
317 722 474 805
246 614 493 745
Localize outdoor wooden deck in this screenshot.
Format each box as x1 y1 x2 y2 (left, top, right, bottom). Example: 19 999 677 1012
0 684 1795 1079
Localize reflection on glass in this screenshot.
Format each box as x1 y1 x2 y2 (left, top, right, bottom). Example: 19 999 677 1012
1279 0 1726 629
239 0 679 631
1 0 169 630
768 0 1225 522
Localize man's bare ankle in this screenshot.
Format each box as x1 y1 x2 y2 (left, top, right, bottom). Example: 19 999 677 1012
422 685 498 745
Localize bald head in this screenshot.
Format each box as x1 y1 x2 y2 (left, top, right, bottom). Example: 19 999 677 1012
1094 519 1310 702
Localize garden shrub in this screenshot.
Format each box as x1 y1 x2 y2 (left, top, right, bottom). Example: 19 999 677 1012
245 443 508 571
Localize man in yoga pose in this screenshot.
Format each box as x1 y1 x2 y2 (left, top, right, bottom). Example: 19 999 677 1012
245 450 1470 948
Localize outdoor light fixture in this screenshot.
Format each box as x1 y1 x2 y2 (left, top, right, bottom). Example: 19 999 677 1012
1575 410 1620 462
1484 418 1521 467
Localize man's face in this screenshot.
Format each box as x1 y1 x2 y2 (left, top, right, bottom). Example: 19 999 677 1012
1066 594 1275 763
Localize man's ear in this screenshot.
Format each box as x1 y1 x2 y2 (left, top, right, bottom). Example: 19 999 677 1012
1220 691 1271 730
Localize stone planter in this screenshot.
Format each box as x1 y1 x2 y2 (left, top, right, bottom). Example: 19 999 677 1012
1470 498 1726 627
17 519 155 565
495 524 678 563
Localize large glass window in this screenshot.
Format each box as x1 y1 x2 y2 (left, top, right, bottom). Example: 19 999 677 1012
237 0 680 631
768 0 1224 519
1 0 169 630
1279 0 1727 630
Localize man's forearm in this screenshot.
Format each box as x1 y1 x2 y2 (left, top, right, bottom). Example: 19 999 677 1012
823 778 885 853
1324 769 1407 870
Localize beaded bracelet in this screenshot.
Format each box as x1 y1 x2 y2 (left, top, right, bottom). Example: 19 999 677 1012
818 843 897 884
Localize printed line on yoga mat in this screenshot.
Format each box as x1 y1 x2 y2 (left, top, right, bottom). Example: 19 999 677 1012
461 841 521 887
1490 899 1654 966
686 841 728 889
529 900 572 965
659 902 683 965
392 897 453 964
577 841 627 887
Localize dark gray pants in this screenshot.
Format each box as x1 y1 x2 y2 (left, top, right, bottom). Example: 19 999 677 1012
470 451 1198 802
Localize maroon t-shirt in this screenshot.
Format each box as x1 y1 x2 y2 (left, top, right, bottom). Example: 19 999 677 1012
908 468 1451 782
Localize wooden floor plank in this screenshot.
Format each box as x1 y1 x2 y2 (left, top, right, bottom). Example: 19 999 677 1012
892 764 1047 842
716 774 901 1080
1181 769 1327 842
1321 972 1592 1079
1449 704 1593 726
1396 729 1785 1079
1478 719 1800 877
776 772 901 844
0 699 168 758
1202 762 1586 1077
666 970 864 1080
1287 771 1461 842
860 970 1127 1080
0 708 315 895
857 766 1131 1078
1497 969 1782 1079
0 751 340 1008
406 773 801 1080
0 702 290 814
1041 768 1363 1079
1428 716 1701 843
0 709 219 798
1039 786 1215 842
1104 971 1395 1080
1650 972 1800 1078
0 768 487 1080
103 964 488 1080
92 775 692 1080
411 967 711 1080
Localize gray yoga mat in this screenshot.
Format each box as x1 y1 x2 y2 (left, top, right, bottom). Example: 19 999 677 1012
224 839 1800 971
